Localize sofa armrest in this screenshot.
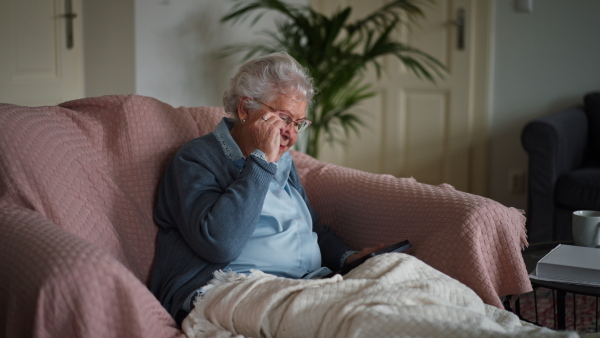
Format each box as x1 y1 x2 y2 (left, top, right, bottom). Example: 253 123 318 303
0 207 183 338
521 106 589 242
292 151 531 309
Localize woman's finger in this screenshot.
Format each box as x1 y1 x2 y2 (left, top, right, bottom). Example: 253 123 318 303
249 112 284 161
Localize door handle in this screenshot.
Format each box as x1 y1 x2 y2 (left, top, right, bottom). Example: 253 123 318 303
59 0 77 49
451 8 465 50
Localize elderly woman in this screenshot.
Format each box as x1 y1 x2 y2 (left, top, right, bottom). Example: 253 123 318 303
150 52 378 324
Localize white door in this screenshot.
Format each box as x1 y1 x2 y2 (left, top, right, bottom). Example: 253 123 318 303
0 0 84 106
314 0 491 195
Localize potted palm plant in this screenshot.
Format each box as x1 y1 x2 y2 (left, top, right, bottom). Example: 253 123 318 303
221 0 444 158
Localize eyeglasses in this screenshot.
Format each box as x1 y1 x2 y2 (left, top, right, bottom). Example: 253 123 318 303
251 98 312 133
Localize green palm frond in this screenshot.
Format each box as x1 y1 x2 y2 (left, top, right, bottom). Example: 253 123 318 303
346 0 430 34
221 0 445 158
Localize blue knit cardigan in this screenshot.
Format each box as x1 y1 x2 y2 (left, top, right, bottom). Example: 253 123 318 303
150 127 353 322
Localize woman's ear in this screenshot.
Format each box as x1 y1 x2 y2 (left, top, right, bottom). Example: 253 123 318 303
237 97 250 122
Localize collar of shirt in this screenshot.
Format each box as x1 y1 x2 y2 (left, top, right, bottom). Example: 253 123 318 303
213 118 291 186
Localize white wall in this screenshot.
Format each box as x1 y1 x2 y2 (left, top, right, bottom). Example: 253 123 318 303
489 0 600 209
134 0 308 108
82 0 135 97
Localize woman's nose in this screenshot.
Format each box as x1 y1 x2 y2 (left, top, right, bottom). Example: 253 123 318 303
280 123 294 138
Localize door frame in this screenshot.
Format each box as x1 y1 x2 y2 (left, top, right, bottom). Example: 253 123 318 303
469 0 494 196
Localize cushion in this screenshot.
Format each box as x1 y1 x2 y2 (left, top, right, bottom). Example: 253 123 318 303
555 167 600 210
584 92 600 156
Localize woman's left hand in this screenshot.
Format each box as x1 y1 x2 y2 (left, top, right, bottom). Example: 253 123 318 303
344 244 386 266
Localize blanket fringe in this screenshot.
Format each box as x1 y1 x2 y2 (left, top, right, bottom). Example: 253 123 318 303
510 207 529 250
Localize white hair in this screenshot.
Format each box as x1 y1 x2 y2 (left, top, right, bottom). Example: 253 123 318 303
222 52 315 119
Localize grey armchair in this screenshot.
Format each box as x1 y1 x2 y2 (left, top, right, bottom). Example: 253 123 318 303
522 92 600 242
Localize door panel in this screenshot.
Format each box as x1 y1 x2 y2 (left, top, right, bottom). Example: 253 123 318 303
403 90 448 185
0 0 84 106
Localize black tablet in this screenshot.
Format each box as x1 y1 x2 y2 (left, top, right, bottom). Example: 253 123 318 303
324 239 412 278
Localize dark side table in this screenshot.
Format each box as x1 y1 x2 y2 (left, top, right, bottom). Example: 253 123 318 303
518 241 600 331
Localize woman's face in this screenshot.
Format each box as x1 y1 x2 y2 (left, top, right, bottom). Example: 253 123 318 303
250 95 308 160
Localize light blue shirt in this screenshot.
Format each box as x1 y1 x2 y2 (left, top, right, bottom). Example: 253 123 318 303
213 119 329 278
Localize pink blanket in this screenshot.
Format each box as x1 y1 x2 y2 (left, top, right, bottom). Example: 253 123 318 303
0 95 531 337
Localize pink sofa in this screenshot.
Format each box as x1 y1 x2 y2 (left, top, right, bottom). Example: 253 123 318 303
0 95 532 337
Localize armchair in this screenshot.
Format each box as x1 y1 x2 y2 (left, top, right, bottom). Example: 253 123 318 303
0 95 531 337
522 92 600 242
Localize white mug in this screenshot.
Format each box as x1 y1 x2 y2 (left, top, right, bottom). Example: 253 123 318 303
572 210 600 248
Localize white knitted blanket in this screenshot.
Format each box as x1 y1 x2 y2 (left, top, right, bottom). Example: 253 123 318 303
182 254 574 338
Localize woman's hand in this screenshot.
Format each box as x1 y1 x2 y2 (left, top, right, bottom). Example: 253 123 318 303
249 112 285 162
344 243 386 266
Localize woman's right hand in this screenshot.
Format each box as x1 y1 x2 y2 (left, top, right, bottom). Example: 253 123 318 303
248 112 285 162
